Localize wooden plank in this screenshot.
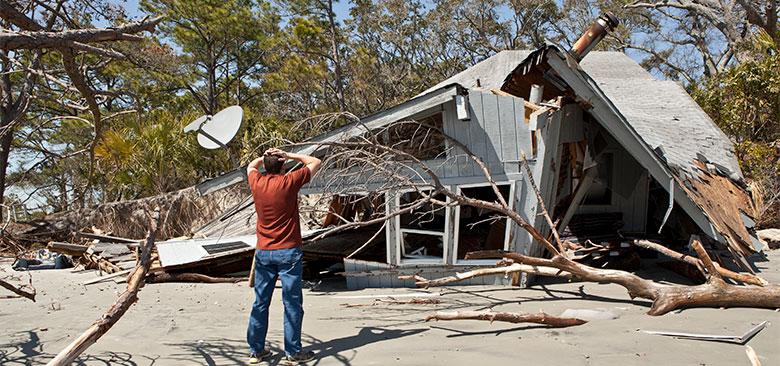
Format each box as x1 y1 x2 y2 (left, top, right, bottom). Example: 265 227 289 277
108 254 136 263
47 242 88 256
514 97 533 158
385 191 398 265
82 269 131 285
77 232 140 244
527 108 561 258
497 95 519 174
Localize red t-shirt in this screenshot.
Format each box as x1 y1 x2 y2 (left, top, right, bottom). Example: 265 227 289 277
248 167 311 250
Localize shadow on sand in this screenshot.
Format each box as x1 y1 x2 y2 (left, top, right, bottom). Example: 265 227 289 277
167 327 426 366
0 330 158 366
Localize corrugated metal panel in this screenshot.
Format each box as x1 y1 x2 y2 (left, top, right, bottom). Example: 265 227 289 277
156 235 255 267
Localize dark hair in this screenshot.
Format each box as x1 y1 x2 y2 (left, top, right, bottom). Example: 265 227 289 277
263 155 284 174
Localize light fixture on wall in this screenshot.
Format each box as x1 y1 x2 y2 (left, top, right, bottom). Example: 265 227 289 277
454 95 469 121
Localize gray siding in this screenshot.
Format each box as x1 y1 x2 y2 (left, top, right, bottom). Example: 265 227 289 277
305 91 534 191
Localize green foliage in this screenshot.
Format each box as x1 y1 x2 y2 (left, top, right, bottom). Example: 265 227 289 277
8 0 778 222
692 31 780 226
691 32 780 179
94 110 231 199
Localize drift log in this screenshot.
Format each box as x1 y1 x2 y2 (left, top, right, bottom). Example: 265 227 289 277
633 240 767 286
46 208 160 366
426 311 587 328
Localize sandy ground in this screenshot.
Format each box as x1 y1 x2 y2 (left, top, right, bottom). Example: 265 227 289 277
2 251 780 366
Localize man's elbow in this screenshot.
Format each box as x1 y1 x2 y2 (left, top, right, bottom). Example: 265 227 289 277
308 158 322 174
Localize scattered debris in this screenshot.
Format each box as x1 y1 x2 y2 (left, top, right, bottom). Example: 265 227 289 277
46 208 161 365
12 249 71 271
643 321 767 344
758 229 780 250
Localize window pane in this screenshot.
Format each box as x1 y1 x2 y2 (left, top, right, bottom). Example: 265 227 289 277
401 232 444 260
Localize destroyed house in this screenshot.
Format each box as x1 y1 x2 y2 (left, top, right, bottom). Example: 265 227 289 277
186 42 762 289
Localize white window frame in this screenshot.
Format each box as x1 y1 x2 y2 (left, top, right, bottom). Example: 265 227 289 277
452 181 515 265
395 188 450 265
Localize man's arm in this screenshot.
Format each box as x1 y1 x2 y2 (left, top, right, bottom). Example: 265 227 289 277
287 152 322 175
247 157 263 176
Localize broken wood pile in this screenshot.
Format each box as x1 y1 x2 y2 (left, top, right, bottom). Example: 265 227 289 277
45 229 248 285
48 232 141 276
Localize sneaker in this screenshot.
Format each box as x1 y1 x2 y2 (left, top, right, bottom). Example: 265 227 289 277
284 350 315 364
248 349 272 364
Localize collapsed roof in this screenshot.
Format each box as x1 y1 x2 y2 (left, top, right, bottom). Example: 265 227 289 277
198 46 760 269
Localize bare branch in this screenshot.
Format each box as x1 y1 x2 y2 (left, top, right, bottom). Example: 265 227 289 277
425 310 587 328
0 17 163 50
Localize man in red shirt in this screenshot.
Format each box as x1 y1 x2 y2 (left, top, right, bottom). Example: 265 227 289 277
246 148 321 364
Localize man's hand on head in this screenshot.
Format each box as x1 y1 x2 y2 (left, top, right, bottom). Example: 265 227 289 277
264 148 288 162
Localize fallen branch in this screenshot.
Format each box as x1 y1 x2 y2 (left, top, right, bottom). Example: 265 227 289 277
46 208 160 366
425 310 587 328
399 262 571 287
633 239 767 286
402 240 780 315
341 298 442 307
0 276 35 301
145 272 245 284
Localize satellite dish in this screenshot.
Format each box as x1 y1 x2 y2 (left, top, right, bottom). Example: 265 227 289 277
183 115 208 133
183 106 243 150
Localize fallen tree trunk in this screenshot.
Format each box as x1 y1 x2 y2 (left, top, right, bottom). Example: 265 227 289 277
426 310 587 328
47 241 88 256
146 272 245 284
633 240 767 286
46 208 160 366
404 241 780 316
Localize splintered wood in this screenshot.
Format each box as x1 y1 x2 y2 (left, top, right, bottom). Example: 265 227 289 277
676 161 758 263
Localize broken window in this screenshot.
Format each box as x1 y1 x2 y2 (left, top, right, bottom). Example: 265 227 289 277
454 183 512 262
398 189 448 263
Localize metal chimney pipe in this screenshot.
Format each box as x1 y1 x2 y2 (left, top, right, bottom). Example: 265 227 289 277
570 12 619 61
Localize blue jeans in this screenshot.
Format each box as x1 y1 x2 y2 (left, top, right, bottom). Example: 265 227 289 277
247 247 304 356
